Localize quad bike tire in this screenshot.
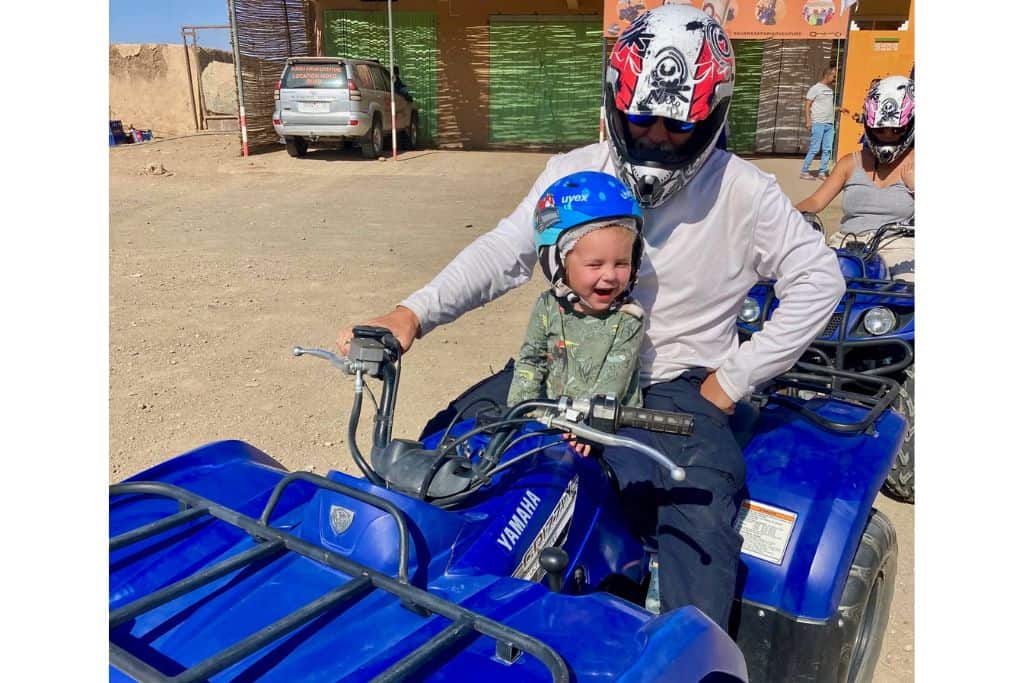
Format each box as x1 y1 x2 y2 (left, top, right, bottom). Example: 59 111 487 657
361 117 384 159
882 366 914 503
400 113 419 150
285 136 307 158
837 509 898 683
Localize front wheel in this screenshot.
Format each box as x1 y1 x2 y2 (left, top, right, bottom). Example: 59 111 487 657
837 509 898 683
882 366 914 503
400 113 419 150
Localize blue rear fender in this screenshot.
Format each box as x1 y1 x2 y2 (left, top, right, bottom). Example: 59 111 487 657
110 440 305 611
737 400 907 620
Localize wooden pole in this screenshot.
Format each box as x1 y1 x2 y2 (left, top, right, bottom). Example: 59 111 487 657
227 0 249 156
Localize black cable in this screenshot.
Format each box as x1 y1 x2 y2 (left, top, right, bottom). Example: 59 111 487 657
346 383 385 486
363 381 379 413
417 449 467 500
477 400 560 471
435 417 538 464
420 425 555 502
431 429 563 508
435 396 503 451
435 442 555 509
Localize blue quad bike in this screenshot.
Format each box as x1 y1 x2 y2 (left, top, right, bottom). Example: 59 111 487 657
738 219 915 503
110 326 906 682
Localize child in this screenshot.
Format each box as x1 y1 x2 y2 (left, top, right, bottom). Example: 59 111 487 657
507 171 645 421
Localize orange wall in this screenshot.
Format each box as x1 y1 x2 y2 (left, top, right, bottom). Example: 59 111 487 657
314 0 605 148
836 0 914 160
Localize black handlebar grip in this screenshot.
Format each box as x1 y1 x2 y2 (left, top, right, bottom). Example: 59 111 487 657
618 406 695 436
353 325 402 355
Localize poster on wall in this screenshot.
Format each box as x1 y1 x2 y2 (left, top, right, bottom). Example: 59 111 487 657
604 1 852 40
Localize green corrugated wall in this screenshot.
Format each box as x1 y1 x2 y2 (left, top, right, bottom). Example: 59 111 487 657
489 18 604 145
323 10 438 141
728 40 765 154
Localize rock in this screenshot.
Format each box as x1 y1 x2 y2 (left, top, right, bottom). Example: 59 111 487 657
142 162 174 177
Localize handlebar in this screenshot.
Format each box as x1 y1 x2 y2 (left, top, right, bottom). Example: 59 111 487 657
292 342 697 492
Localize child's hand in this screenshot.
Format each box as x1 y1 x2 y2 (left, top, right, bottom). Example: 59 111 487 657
562 432 591 457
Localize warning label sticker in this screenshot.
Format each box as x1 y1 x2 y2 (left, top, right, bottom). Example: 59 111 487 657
734 499 798 565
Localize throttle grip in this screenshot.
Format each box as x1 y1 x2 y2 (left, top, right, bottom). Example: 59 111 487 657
618 406 695 436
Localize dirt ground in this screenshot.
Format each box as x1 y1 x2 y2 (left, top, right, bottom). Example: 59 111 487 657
109 134 912 680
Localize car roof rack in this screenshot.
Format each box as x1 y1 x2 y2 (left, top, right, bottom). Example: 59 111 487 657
110 471 570 683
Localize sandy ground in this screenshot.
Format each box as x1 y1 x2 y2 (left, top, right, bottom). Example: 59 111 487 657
109 134 911 680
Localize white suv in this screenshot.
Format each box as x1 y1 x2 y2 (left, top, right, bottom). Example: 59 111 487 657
273 56 419 158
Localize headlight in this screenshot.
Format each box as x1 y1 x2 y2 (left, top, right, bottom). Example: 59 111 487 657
863 307 897 336
738 297 761 323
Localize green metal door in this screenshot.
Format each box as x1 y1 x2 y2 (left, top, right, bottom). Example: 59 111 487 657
324 10 438 142
489 17 603 145
728 40 765 155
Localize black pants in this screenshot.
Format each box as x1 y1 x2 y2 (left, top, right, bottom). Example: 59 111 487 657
419 363 746 632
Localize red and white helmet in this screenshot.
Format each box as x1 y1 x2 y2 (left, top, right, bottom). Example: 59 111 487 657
604 4 735 208
863 75 915 164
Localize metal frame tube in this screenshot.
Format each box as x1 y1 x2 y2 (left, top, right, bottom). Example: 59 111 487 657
387 0 398 160
227 0 249 156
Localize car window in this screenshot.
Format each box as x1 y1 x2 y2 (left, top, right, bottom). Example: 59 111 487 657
371 66 389 91
353 64 375 90
282 62 346 89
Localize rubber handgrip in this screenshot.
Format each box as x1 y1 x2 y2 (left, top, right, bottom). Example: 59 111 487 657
619 407 695 436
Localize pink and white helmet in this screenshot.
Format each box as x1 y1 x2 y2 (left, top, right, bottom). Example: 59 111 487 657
604 4 735 208
863 75 915 164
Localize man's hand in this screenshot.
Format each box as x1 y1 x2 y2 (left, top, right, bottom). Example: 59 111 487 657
806 120 812 130
337 306 421 355
700 370 736 415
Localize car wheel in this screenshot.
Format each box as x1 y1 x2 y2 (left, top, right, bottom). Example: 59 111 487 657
837 509 898 683
361 117 383 159
285 136 307 158
882 366 914 503
400 113 419 150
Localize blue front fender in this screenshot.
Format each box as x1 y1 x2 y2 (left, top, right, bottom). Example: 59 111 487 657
738 401 906 620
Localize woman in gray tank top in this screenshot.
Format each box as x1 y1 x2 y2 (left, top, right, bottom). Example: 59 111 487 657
796 76 915 279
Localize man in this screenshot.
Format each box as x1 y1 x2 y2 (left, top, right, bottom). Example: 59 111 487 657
391 65 413 104
338 5 844 632
800 66 848 180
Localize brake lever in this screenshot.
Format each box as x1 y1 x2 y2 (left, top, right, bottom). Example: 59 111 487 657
541 415 686 482
292 346 357 374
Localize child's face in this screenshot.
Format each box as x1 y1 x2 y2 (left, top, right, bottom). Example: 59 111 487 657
563 226 635 314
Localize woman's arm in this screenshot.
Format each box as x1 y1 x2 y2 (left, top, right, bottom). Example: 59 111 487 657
901 149 915 193
795 153 855 213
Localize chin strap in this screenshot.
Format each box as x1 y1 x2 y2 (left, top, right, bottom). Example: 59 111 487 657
553 282 638 314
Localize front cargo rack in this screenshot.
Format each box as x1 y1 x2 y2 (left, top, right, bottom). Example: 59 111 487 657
109 471 570 683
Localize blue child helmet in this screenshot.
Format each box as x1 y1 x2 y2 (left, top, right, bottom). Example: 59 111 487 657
533 171 645 302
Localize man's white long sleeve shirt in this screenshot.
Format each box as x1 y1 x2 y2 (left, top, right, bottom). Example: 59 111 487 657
401 143 845 402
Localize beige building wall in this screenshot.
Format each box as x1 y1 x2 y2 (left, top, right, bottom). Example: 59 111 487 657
109 43 239 137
